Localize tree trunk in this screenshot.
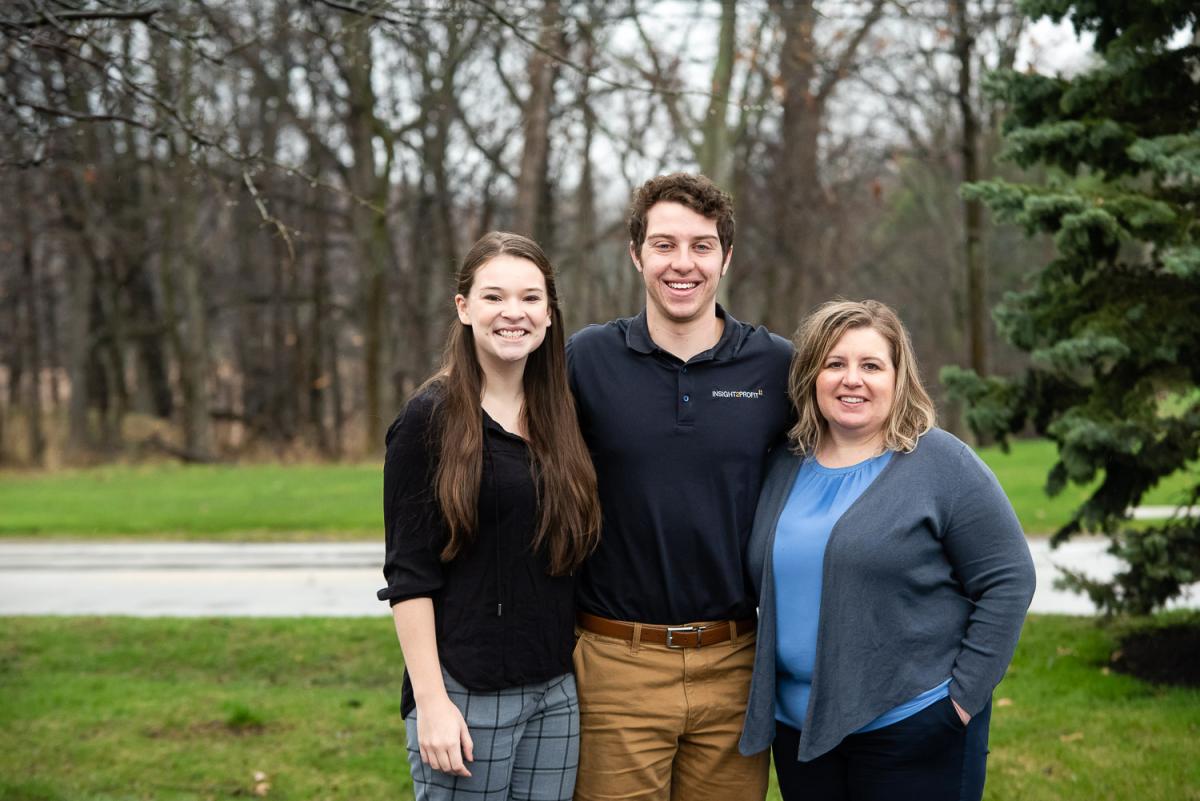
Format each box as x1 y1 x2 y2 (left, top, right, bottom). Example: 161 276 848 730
52 159 107 462
43 274 63 409
954 0 987 376
257 64 295 445
767 0 884 328
769 0 823 330
308 171 334 457
328 307 346 459
95 242 129 450
46 48 110 461
571 11 599 329
513 0 561 241
703 0 738 309
63 210 95 460
128 260 173 418
181 280 215 459
158 160 216 462
342 17 397 453
117 28 171 420
699 0 737 189
17 172 46 465
154 45 215 461
401 19 468 401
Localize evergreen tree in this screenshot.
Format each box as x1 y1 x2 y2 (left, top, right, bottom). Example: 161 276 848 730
943 0 1200 614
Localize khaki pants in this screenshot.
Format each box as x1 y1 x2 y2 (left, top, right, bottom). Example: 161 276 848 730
572 624 768 801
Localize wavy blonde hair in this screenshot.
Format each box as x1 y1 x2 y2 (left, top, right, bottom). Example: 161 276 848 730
787 299 936 455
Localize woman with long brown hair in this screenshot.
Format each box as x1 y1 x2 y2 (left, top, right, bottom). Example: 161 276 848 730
377 232 601 800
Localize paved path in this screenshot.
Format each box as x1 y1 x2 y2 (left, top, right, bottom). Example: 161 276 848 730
1129 505 1198 520
0 542 383 617
0 539 1196 617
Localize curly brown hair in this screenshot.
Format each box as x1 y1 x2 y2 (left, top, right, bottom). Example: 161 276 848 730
627 173 735 258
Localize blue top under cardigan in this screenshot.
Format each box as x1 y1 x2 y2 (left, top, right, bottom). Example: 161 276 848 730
773 451 893 729
738 428 1036 762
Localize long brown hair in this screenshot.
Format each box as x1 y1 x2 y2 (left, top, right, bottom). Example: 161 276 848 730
421 231 601 575
787 299 936 455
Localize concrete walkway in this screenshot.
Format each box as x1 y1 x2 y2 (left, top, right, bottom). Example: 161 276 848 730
1129 505 1198 520
0 539 1196 617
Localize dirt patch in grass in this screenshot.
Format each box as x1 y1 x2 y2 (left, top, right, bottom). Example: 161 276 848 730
1112 622 1200 687
141 718 284 739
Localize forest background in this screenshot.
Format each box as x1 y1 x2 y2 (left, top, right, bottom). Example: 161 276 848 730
3 4 1199 799
0 0 1085 465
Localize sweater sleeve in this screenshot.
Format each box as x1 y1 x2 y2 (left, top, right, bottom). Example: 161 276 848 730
376 391 449 605
942 441 1037 716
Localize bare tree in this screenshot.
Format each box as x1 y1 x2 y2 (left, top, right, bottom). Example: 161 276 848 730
766 0 886 330
16 170 46 464
0 0 1053 464
953 0 986 376
514 0 562 240
698 0 737 188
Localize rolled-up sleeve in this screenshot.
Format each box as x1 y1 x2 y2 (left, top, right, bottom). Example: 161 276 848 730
377 392 448 605
943 442 1037 715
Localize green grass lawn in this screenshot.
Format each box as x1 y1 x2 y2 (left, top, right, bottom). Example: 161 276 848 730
0 463 380 539
980 615 1200 801
1 615 1196 801
976 439 1195 535
0 439 1193 538
0 617 409 801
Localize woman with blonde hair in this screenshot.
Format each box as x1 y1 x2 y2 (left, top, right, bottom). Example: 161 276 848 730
739 299 1035 801
378 231 601 800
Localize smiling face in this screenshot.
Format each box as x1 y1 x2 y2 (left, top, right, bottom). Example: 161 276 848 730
632 201 731 329
454 255 551 373
815 326 896 446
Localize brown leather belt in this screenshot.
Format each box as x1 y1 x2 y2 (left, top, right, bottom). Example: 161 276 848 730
577 611 756 649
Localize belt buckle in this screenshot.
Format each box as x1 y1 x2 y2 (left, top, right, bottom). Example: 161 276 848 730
666 625 702 648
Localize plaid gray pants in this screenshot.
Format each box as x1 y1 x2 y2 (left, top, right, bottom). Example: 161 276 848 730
405 671 579 801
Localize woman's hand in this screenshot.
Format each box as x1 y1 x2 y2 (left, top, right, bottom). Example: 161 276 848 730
391 599 473 776
417 693 475 777
951 698 971 726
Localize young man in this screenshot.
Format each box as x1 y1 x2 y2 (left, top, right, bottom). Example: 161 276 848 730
567 173 793 800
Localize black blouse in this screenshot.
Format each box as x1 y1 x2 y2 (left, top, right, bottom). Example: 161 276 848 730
377 385 575 716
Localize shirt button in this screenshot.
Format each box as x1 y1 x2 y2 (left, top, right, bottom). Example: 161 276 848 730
682 367 688 373
683 394 690 403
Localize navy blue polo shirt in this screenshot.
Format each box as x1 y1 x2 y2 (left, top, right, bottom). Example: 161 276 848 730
566 306 793 624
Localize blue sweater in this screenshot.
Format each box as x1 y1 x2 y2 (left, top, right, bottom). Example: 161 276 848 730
738 428 1036 762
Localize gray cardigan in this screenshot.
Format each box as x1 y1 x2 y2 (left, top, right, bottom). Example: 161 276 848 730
738 428 1036 762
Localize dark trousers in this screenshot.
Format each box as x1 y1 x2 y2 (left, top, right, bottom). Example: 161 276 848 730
772 696 992 801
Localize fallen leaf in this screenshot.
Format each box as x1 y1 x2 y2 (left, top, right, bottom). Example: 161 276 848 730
1110 649 1124 662
1056 646 1074 656
251 770 271 795
1059 731 1084 743
1100 667 1111 675
996 697 1014 707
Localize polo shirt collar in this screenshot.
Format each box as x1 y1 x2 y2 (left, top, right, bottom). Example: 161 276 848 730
625 304 743 362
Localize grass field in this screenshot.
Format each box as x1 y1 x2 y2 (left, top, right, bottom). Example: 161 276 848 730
0 439 1193 538
976 439 1195 534
0 463 380 539
1 615 1196 801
